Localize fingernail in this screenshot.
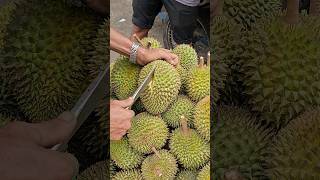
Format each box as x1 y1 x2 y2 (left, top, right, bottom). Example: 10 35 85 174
58 111 75 123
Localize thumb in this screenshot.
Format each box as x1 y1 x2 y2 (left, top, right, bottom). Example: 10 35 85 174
115 97 134 108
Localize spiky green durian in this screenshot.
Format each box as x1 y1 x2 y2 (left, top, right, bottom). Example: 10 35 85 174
0 0 99 122
88 19 109 79
140 37 161 48
176 170 197 180
111 56 141 100
186 59 210 102
169 118 210 169
176 64 188 90
173 44 198 71
0 0 18 49
213 106 271 179
266 107 320 179
128 112 169 154
141 149 178 180
223 0 281 30
138 60 181 114
110 138 143 170
241 4 320 127
197 164 210 180
162 95 194 128
77 161 107 180
194 96 210 141
113 169 143 180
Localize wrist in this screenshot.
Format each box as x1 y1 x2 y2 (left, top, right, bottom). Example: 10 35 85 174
137 47 147 65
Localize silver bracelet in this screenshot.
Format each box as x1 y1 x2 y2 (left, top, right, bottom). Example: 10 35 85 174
129 42 140 64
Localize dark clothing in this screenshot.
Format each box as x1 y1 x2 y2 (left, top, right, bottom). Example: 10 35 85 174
132 0 198 44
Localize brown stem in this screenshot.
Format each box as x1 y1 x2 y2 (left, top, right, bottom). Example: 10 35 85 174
133 34 144 46
147 41 152 49
212 0 224 16
199 57 204 68
151 147 161 158
180 116 189 135
284 0 300 24
310 0 320 16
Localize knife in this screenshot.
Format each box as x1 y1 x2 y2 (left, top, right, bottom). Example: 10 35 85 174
51 66 108 152
128 65 156 108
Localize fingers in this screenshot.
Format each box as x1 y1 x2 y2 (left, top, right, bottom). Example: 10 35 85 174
110 129 127 140
112 97 134 108
159 48 179 66
3 112 76 148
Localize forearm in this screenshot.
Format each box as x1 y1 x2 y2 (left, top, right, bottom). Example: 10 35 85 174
110 27 134 56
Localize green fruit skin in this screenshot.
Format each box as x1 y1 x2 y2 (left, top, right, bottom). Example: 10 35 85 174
140 37 161 48
173 44 198 71
267 108 320 179
77 161 108 180
113 169 143 180
194 96 210 141
111 56 141 100
110 138 143 170
169 128 210 169
128 112 169 154
197 164 210 180
186 66 210 102
162 95 195 128
138 60 181 115
141 150 178 180
176 170 197 180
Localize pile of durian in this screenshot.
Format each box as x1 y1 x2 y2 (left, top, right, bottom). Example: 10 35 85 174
0 0 108 172
104 38 210 180
212 0 320 179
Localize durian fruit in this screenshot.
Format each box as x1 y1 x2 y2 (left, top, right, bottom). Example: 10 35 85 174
77 161 107 180
194 96 210 141
140 37 161 48
0 0 18 49
223 0 281 30
173 44 198 71
113 169 143 180
213 106 271 179
128 112 169 154
176 64 188 91
141 149 178 180
110 138 143 170
87 19 109 79
197 164 210 180
138 60 181 114
162 95 194 128
111 56 141 100
266 107 320 179
0 0 99 122
169 117 210 169
186 57 210 102
176 170 197 180
241 0 320 127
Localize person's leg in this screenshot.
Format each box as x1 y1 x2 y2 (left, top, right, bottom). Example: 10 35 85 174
163 0 198 44
131 0 163 40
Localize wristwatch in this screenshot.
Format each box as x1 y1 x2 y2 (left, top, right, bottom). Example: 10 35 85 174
129 42 140 64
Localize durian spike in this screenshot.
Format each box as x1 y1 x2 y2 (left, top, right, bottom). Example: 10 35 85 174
133 34 144 46
284 0 300 24
207 52 210 67
151 147 161 158
199 57 205 68
310 0 320 16
213 0 224 16
180 116 189 135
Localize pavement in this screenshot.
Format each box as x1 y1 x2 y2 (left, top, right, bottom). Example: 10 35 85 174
110 0 165 62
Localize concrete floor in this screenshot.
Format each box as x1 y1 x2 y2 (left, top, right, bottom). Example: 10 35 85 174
110 0 164 62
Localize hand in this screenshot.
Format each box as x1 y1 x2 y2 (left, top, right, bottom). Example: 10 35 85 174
110 97 135 140
137 47 179 66
0 112 78 180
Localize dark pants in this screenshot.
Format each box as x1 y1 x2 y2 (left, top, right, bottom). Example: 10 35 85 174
132 0 198 44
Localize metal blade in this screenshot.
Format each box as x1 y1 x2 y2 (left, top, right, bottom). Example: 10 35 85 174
131 65 155 102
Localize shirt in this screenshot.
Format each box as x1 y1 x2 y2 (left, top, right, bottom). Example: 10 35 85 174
175 0 200 7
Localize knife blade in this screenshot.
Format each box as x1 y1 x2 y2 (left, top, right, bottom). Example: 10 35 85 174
51 66 108 151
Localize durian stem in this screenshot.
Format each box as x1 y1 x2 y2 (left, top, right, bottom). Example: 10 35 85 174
212 0 224 16
133 34 144 46
310 0 320 16
284 0 300 24
207 52 210 67
180 116 189 135
199 57 204 68
147 41 152 49
151 147 161 158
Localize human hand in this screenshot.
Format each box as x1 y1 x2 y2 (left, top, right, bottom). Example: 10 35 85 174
110 97 135 140
137 47 179 66
0 112 78 180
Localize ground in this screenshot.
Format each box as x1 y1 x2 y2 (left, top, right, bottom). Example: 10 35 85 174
110 0 165 62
